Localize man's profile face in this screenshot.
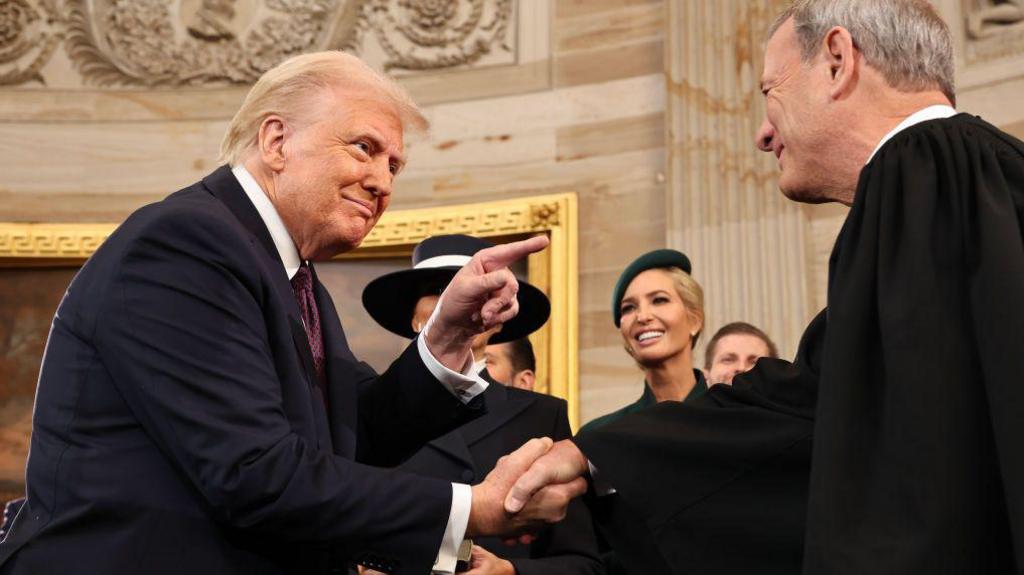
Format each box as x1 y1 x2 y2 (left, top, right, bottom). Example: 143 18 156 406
707 334 772 385
274 88 406 260
755 18 835 203
483 343 516 386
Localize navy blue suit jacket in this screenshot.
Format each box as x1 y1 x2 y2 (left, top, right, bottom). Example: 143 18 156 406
0 167 482 574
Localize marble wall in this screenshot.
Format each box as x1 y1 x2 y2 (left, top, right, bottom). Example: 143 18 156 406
3 0 1024 426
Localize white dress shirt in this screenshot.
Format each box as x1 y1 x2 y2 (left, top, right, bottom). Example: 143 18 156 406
232 165 483 574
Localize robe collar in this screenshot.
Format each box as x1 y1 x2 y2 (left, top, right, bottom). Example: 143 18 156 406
866 104 957 164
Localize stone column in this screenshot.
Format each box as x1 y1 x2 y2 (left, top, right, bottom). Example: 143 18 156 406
664 0 816 359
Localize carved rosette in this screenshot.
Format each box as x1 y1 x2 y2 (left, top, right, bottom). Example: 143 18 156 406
0 0 518 86
366 0 513 71
0 0 63 84
63 0 354 86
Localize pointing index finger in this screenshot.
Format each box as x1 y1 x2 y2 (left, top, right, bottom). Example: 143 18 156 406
478 236 549 273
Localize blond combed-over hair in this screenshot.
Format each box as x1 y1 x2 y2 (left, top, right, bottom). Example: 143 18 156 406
219 51 428 166
770 0 956 104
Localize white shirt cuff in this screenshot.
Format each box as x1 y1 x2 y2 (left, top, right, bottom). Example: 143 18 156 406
433 483 472 574
588 460 616 496
417 306 488 403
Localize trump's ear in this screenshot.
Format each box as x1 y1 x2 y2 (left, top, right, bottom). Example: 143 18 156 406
257 114 288 172
823 26 858 100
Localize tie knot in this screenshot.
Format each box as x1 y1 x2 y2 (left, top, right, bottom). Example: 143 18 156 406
291 264 313 292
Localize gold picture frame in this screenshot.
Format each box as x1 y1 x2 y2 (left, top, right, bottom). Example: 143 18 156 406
0 192 581 428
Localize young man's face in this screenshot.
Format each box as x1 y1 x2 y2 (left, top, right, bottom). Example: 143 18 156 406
707 334 772 385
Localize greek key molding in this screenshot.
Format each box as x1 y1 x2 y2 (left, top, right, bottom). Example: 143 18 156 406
0 223 112 259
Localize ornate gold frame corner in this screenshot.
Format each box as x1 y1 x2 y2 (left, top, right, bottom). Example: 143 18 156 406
0 192 581 428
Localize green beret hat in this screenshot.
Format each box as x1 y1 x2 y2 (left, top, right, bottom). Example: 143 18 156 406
611 249 692 327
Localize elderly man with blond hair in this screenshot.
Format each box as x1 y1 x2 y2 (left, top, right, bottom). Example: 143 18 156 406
506 1 1024 573
0 52 584 575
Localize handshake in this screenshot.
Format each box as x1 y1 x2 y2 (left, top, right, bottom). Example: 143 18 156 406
466 437 592 540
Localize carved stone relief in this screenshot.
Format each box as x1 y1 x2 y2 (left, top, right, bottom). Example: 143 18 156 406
967 0 1024 38
964 0 1024 63
0 0 515 87
0 0 63 84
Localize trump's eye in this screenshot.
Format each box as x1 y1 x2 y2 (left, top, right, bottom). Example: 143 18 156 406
389 162 400 175
354 141 372 155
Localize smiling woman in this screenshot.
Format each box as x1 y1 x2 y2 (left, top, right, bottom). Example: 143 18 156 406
578 249 706 434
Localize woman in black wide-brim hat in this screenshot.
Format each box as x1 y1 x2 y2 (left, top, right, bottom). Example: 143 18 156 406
579 249 708 434
362 234 550 365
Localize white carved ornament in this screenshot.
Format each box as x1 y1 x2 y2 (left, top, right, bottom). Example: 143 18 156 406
0 0 514 86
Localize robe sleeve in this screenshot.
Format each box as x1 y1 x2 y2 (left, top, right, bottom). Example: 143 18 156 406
573 312 824 574
803 114 1024 574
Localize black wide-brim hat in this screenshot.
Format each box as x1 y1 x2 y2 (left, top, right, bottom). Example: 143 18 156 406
362 234 551 343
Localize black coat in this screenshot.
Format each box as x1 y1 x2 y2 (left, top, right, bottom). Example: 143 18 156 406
398 378 603 575
802 113 1024 574
0 166 482 575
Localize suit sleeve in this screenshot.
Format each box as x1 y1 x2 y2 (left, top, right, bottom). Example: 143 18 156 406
510 400 603 575
94 207 451 571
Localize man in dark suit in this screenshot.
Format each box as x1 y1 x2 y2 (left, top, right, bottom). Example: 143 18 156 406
0 52 583 575
363 235 602 575
482 339 537 392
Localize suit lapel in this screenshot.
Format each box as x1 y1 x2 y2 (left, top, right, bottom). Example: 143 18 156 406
201 166 328 437
313 274 359 458
458 381 536 447
202 166 278 261
428 427 477 472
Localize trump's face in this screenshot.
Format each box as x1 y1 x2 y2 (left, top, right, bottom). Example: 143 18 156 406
271 89 406 261
755 18 836 204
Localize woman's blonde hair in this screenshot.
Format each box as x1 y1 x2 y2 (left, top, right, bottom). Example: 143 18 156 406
621 266 705 361
219 51 428 166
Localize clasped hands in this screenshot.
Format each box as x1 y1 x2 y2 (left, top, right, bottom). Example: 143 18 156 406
466 438 591 540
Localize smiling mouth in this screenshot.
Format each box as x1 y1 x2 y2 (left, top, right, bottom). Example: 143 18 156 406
343 195 375 219
635 330 665 346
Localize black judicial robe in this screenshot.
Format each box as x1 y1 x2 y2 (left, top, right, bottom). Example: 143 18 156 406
574 311 825 575
801 113 1024 574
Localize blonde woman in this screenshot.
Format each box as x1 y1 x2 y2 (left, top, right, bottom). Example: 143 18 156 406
580 249 706 432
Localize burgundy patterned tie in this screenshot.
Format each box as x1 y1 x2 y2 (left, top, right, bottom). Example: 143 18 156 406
291 264 328 406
